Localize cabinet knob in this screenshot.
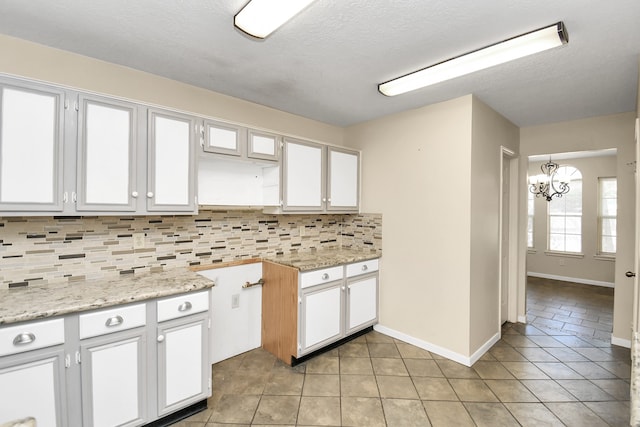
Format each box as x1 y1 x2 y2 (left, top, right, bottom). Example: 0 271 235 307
362 265 368 271
322 273 330 280
322 198 327 202
131 191 139 198
147 192 154 198
13 332 36 346
157 335 165 343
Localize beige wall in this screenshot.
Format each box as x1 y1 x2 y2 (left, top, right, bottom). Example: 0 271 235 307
0 34 344 145
519 112 637 343
527 156 617 284
469 97 519 352
345 95 474 356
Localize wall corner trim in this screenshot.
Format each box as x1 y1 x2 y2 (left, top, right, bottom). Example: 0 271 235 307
611 335 631 348
373 324 498 367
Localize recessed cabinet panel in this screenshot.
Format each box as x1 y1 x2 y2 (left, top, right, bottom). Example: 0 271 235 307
77 97 136 211
301 284 343 353
328 148 359 211
248 130 279 161
346 275 378 333
0 84 64 211
148 110 196 212
204 121 243 156
283 139 324 211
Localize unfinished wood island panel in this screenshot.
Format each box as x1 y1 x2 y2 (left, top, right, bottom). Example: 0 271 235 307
261 261 299 365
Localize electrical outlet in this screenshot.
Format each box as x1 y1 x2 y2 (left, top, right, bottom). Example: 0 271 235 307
133 232 145 249
231 294 240 309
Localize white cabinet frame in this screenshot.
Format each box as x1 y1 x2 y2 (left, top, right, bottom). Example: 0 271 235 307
282 138 325 212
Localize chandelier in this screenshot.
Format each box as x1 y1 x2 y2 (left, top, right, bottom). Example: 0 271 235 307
529 159 571 201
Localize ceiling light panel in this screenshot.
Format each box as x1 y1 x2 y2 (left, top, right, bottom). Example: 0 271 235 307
234 0 317 39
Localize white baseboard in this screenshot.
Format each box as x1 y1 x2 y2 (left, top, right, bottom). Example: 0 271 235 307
527 272 614 288
611 335 631 348
373 324 499 367
517 315 527 324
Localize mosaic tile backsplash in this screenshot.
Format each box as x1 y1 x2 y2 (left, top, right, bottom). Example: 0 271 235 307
0 211 382 289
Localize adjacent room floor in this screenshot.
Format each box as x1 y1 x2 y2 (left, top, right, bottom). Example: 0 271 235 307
175 278 630 426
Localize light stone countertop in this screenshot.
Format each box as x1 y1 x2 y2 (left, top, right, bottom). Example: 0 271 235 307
263 247 380 271
0 267 214 325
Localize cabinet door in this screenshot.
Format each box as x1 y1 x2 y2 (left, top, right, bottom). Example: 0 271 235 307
300 283 343 355
0 346 67 427
248 129 279 161
147 110 197 212
203 120 244 157
157 313 210 417
327 147 359 212
283 138 324 211
80 329 146 427
0 81 65 212
346 274 378 334
76 96 137 211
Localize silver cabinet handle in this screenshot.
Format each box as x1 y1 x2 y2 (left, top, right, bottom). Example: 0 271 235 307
321 273 330 280
157 335 165 343
362 265 368 271
147 192 154 198
13 332 36 346
105 315 124 327
178 301 192 312
131 191 139 198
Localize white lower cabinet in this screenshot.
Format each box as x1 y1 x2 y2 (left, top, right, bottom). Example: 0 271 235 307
157 313 210 417
0 346 68 427
80 329 146 427
300 282 343 354
346 274 378 334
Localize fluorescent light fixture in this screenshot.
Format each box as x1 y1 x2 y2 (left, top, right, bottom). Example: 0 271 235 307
234 0 317 39
379 22 568 96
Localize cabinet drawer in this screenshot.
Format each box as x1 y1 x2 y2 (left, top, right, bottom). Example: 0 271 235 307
0 318 65 357
79 303 146 339
300 266 344 289
157 290 209 323
346 259 379 277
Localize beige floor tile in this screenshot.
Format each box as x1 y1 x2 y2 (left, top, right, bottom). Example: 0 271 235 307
404 359 444 377
544 347 590 362
339 342 370 358
583 401 630 426
371 357 408 376
340 374 379 397
376 375 419 399
382 398 431 427
304 356 340 374
302 374 340 396
556 379 616 401
534 362 583 379
340 397 385 427
263 370 304 395
525 335 566 347
565 361 617 379
367 342 401 358
396 342 433 359
423 401 474 427
365 331 395 343
449 379 498 402
435 360 480 378
412 377 458 400
501 334 539 347
215 371 270 395
209 394 260 424
520 379 577 402
297 396 341 426
472 361 515 379
463 402 518 426
590 379 631 400
596 361 631 379
514 347 559 362
252 395 300 425
501 361 550 379
488 346 529 362
340 357 373 375
484 379 538 402
504 402 563 426
545 402 609 427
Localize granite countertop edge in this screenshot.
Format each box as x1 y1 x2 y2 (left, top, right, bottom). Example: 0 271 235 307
0 248 381 326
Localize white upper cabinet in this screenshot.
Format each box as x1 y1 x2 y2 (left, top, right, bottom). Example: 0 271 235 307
283 138 325 211
0 81 65 211
327 147 359 212
280 139 360 213
203 120 243 157
248 129 280 162
147 110 197 212
76 95 137 211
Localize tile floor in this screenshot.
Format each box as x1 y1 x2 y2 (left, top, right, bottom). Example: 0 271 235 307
174 278 631 426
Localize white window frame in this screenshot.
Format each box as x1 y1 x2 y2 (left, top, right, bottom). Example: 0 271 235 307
547 165 583 255
597 176 617 256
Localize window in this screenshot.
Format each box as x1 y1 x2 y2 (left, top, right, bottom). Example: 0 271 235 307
548 166 582 253
598 177 617 255
527 190 534 248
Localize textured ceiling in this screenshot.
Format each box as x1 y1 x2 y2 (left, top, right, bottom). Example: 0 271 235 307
0 0 638 128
